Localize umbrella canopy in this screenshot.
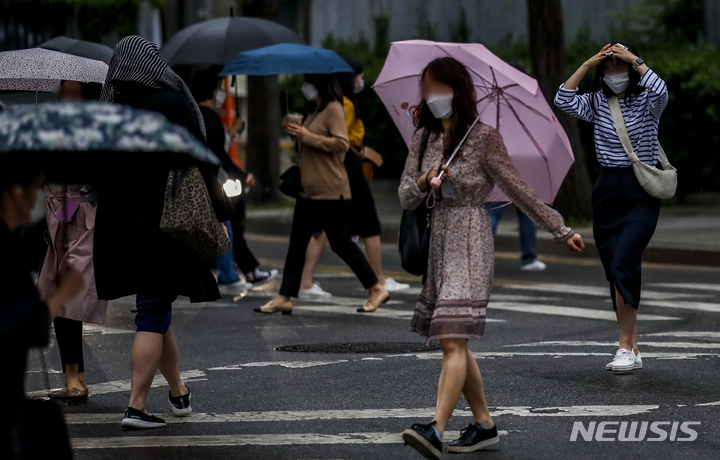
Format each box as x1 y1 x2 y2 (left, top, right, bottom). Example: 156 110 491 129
0 102 218 182
0 48 108 92
374 40 574 204
40 36 114 64
219 43 353 76
160 17 305 66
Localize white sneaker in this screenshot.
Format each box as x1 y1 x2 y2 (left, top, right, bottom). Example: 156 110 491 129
521 259 547 271
611 348 636 372
606 349 624 370
298 282 332 299
634 352 643 370
383 277 410 292
218 280 251 295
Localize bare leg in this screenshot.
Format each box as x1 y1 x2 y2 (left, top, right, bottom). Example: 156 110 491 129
615 289 639 354
128 331 163 413
64 364 83 391
363 235 386 286
433 338 469 436
462 350 495 428
157 326 187 397
300 232 328 291
78 371 87 389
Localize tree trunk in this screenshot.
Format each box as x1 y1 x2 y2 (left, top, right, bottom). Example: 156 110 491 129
242 0 281 201
527 0 594 222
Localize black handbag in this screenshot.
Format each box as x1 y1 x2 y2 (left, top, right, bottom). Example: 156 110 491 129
399 128 433 276
279 165 302 198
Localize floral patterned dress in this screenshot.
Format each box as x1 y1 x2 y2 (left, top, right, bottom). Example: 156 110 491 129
399 123 575 342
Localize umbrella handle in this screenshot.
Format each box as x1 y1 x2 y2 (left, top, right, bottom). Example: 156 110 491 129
435 114 482 182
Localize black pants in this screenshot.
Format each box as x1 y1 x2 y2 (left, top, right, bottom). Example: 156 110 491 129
279 198 378 297
53 317 84 373
229 199 260 274
592 167 660 310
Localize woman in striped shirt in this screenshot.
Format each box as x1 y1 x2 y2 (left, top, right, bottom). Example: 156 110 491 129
555 42 668 373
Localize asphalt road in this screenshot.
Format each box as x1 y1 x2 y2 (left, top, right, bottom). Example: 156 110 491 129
25 235 720 460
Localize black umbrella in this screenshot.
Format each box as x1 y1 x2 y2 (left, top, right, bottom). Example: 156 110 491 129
160 17 305 66
40 36 114 64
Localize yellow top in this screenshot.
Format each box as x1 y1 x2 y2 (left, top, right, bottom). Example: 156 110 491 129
343 96 365 148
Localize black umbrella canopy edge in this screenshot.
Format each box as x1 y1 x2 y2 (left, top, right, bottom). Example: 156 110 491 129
40 36 114 64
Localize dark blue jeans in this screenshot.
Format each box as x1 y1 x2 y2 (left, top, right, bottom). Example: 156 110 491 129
486 202 538 265
216 221 240 285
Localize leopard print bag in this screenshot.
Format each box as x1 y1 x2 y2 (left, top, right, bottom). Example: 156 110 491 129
159 166 231 261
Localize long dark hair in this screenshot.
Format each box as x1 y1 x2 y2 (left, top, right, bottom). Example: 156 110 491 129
414 57 478 159
304 74 343 112
590 41 643 112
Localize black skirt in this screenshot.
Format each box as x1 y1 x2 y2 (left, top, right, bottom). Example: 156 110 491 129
592 167 660 310
344 150 382 238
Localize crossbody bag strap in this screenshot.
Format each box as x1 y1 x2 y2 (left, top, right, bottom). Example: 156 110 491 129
607 95 640 164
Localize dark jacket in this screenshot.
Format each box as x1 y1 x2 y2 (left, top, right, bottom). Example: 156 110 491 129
93 84 229 302
0 219 50 460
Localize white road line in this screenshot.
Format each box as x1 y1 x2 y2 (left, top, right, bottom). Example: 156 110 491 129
294 305 505 322
64 405 659 425
27 369 207 397
208 360 349 370
81 325 135 335
642 300 720 313
70 431 469 449
389 351 720 360
642 331 720 338
696 401 720 407
488 302 680 321
649 283 720 292
504 283 709 300
505 340 720 349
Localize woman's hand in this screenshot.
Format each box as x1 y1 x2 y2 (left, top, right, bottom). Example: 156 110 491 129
287 123 308 141
583 44 612 68
607 44 638 64
416 164 449 192
566 233 585 253
245 173 256 188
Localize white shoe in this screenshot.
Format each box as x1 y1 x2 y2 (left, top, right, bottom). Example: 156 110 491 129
383 277 410 292
634 352 643 370
605 349 624 370
298 282 332 299
521 260 547 271
611 348 636 372
218 280 251 295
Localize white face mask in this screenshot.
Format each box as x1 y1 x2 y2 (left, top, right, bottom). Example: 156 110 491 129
215 89 226 108
603 73 630 94
354 78 364 94
29 190 46 224
426 92 454 119
301 82 319 101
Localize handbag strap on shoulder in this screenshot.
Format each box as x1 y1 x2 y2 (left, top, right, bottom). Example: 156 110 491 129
607 95 640 164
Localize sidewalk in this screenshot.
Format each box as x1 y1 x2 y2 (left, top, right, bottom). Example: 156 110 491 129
246 179 720 267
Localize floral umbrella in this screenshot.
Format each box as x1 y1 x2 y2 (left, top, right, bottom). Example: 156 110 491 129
0 102 218 182
0 48 108 93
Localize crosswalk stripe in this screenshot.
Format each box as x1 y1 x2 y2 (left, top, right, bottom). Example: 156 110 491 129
294 305 505 321
642 300 720 313
642 331 720 338
64 405 659 425
505 340 720 349
504 283 709 300
488 302 680 321
390 351 720 360
649 283 720 292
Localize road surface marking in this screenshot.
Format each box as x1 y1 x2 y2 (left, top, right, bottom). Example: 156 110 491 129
696 401 720 406
505 340 720 349
27 369 206 397
389 351 720 360
504 283 708 300
64 405 658 425
488 302 680 321
642 300 720 313
649 283 720 292
642 331 720 338
208 360 349 370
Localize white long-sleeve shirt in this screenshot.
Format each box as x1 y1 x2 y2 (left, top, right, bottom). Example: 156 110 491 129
554 68 668 167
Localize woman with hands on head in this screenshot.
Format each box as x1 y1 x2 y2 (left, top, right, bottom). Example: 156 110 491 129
400 57 583 460
555 42 668 374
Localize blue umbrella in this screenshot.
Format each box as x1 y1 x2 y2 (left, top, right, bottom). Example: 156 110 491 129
219 43 353 76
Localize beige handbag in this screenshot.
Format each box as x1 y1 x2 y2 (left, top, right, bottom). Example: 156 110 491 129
608 95 677 199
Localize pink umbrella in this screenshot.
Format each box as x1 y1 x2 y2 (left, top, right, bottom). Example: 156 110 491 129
374 40 574 204
0 48 108 93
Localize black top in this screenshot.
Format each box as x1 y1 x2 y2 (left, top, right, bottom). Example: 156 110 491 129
0 219 50 460
199 105 246 180
93 84 228 302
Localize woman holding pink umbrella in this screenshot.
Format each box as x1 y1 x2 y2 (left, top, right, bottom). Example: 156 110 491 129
399 57 584 459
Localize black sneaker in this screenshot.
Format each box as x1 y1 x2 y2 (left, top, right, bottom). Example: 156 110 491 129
168 386 192 416
120 407 166 429
447 422 499 453
247 269 278 288
402 421 443 460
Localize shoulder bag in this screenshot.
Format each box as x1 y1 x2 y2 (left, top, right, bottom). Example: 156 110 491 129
608 95 677 199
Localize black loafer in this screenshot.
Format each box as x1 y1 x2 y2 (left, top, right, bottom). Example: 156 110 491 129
402 421 443 460
447 422 499 453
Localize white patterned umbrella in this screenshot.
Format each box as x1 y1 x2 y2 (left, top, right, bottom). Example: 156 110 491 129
0 48 108 92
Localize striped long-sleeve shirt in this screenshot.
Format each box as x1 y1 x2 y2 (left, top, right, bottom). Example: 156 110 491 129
554 69 668 167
